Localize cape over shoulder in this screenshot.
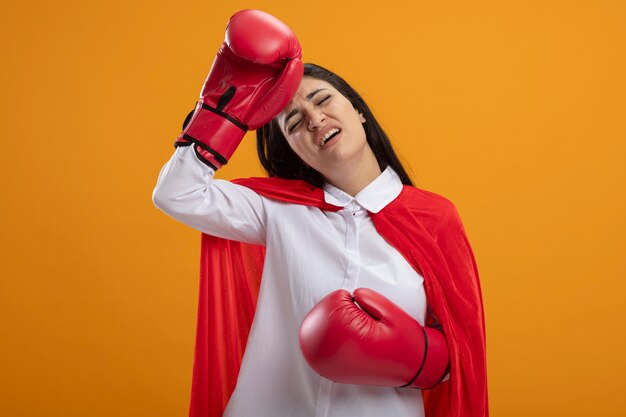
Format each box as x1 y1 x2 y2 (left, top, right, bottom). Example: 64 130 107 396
189 175 488 417
381 185 458 236
232 175 458 220
232 176 342 211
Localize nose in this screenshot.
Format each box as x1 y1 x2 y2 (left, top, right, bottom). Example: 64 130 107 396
307 109 326 130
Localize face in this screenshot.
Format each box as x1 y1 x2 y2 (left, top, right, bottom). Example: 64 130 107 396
277 76 369 179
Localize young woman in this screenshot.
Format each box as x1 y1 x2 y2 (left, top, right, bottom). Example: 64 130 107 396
153 9 488 417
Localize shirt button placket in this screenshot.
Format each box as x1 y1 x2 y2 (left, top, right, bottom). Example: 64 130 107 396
319 201 363 414
341 200 361 292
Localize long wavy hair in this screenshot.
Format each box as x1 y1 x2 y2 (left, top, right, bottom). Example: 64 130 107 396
256 63 413 188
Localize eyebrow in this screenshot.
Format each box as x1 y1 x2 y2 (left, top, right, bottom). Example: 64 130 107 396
283 88 327 126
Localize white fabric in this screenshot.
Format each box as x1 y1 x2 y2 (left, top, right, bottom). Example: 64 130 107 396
153 146 428 417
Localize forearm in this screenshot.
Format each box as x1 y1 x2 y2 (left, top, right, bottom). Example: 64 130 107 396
152 146 266 244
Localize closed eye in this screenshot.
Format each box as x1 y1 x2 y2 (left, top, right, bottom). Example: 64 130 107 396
317 95 331 105
288 119 302 133
288 95 332 133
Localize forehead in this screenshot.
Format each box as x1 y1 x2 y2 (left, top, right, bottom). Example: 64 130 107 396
295 76 334 95
284 77 337 109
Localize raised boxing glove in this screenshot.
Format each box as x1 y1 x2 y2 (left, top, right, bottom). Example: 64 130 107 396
299 288 449 389
176 9 303 169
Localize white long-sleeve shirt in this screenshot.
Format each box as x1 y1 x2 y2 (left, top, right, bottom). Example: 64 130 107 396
153 146 429 417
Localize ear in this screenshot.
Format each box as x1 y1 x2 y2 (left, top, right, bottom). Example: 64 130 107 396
358 112 366 123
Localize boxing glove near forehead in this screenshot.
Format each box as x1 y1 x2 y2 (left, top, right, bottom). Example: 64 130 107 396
176 9 303 169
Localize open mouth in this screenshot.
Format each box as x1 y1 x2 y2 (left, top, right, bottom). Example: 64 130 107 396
320 128 341 146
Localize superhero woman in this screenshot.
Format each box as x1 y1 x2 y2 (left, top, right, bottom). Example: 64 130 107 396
153 9 488 417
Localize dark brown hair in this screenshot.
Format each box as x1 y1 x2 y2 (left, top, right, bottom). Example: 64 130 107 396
256 63 413 188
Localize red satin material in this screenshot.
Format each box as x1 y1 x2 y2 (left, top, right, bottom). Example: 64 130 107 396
189 177 488 417
231 177 343 211
189 235 265 417
369 186 488 417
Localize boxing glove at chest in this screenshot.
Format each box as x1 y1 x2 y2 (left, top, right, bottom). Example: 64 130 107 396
299 288 449 389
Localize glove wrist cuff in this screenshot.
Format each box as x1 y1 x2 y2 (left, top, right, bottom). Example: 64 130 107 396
176 104 248 168
407 326 450 389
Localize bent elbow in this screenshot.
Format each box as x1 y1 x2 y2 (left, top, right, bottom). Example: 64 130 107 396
152 184 175 214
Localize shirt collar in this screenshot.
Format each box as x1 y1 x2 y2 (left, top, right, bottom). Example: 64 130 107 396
323 166 403 213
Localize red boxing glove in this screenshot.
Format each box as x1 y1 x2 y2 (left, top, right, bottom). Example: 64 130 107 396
299 288 449 389
176 9 303 169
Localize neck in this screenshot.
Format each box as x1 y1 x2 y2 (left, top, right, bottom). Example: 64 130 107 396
323 149 382 196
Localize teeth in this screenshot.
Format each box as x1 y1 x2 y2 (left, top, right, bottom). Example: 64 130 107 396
320 128 340 146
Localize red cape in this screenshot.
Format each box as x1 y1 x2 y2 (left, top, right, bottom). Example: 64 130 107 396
188 177 488 417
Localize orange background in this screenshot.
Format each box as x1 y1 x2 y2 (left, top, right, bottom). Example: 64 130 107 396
1 0 625 415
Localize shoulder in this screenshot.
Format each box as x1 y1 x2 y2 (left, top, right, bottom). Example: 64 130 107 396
401 185 455 209
382 185 462 236
394 185 457 218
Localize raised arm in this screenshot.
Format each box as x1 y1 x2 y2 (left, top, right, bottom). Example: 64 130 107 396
153 10 303 245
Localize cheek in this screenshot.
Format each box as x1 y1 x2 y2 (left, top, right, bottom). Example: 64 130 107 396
285 136 310 160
